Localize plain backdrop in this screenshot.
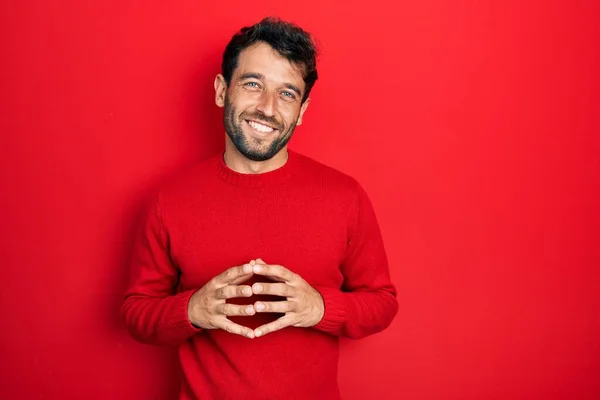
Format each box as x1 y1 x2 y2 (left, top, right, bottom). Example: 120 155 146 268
1 1 599 399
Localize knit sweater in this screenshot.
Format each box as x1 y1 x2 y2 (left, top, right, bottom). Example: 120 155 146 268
121 150 398 400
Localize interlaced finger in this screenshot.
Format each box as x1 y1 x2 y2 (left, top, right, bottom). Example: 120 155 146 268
214 318 255 339
216 303 256 317
254 315 294 338
216 285 252 299
215 263 253 287
254 301 295 314
252 282 296 297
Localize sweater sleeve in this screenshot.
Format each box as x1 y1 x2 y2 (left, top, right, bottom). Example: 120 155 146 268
312 184 398 339
120 193 201 346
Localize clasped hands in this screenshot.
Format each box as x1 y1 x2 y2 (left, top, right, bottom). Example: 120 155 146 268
188 259 324 339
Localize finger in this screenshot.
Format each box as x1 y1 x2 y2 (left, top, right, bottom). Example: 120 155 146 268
230 272 255 285
230 260 260 284
216 303 256 317
254 300 295 313
214 318 255 339
252 282 296 297
252 264 296 283
216 285 253 299
215 263 253 287
254 316 294 338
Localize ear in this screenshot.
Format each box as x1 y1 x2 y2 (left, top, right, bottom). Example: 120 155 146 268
214 74 227 107
296 98 311 126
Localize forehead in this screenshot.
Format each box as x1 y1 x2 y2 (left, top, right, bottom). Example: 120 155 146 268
233 42 306 90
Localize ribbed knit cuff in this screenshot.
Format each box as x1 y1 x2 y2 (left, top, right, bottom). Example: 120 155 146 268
312 286 347 335
166 289 203 341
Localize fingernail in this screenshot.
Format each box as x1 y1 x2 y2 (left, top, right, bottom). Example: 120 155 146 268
255 330 262 337
242 287 251 296
247 331 255 339
253 283 263 293
253 265 262 273
255 302 265 311
245 306 254 314
243 264 252 273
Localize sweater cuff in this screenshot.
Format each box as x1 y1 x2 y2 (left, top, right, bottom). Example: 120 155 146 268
312 286 347 335
168 289 203 338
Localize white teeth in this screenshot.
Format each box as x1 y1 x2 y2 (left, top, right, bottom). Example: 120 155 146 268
248 120 274 133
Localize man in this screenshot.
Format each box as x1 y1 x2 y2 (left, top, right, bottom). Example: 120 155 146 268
121 16 398 400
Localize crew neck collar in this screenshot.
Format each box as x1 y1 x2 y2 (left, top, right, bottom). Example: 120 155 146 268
214 150 298 188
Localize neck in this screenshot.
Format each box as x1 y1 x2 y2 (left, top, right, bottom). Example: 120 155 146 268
223 139 289 174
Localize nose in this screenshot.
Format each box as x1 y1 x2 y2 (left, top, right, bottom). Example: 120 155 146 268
255 90 276 117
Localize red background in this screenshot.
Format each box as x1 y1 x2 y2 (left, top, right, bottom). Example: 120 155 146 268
1 1 599 399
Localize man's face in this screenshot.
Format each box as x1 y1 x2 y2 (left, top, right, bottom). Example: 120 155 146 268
215 42 310 162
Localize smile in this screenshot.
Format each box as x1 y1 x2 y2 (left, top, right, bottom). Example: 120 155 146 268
246 120 276 134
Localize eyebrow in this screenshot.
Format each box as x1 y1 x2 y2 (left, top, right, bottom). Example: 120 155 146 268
239 72 264 81
239 72 302 97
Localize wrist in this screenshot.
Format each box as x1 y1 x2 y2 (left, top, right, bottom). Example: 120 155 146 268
187 289 206 329
311 289 325 326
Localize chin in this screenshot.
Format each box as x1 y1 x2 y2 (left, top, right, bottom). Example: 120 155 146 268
243 152 273 162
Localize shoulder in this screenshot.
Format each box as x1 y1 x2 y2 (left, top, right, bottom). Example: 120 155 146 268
292 150 367 198
292 151 379 229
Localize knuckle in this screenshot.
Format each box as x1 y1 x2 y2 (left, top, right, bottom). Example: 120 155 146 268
225 268 235 280
207 279 219 291
200 293 211 308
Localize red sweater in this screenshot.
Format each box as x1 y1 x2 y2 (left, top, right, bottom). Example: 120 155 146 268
121 150 398 400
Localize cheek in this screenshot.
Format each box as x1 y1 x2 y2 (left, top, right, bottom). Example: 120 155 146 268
278 104 302 123
229 91 257 110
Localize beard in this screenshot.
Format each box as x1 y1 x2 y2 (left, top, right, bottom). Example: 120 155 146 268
223 95 298 162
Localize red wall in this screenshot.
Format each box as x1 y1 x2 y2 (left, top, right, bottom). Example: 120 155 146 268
1 1 599 399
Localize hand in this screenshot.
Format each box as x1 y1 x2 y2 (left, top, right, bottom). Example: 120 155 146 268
250 259 324 338
187 261 258 338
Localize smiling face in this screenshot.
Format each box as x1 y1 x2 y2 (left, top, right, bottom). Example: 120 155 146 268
215 41 310 162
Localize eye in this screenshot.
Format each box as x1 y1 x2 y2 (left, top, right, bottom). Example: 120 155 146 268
244 81 260 89
281 91 296 100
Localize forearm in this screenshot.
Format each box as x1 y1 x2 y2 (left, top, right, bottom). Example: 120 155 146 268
122 194 202 346
312 182 399 339
121 289 201 346
312 285 398 339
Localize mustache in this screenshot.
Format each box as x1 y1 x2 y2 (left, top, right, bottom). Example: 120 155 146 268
241 112 283 130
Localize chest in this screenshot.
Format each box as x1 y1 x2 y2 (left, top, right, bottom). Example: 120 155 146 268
166 189 351 290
